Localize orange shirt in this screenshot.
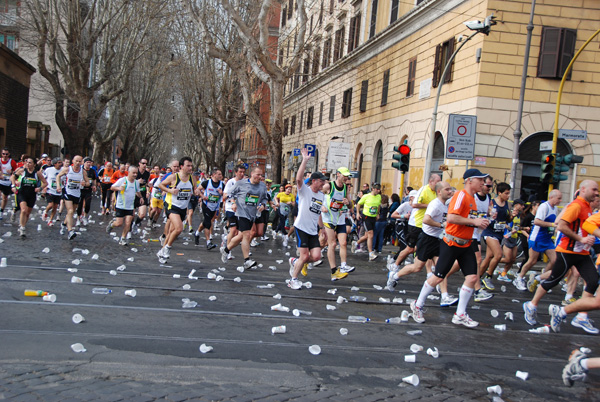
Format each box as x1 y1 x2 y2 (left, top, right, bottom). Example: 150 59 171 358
100 168 114 184
110 170 127 184
556 196 592 255
444 189 477 248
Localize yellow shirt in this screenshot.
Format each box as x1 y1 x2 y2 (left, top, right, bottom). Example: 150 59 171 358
414 185 437 228
276 192 294 205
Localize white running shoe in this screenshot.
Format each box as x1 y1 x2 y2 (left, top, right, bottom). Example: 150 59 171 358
452 313 479 328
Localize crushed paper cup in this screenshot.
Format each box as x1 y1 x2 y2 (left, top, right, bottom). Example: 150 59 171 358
490 309 499 318
271 325 286 334
487 385 502 395
91 254 99 260
327 288 337 295
199 343 213 353
326 304 336 310
42 247 50 253
71 343 86 353
125 289 136 297
207 273 217 279
308 345 321 355
72 313 85 324
109 270 117 276
516 370 529 381
336 296 347 304
42 294 56 303
339 328 348 335
116 265 126 271
273 293 282 299
410 344 423 353
233 277 242 282
68 268 78 273
494 324 506 331
402 374 419 386
208 295 217 301
71 276 83 283
404 354 416 363
182 284 191 290
427 347 439 358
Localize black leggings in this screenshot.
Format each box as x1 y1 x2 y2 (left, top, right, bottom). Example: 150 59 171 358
77 190 92 216
541 252 599 295
101 184 112 209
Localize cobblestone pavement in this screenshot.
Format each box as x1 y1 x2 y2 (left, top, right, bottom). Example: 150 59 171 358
0 199 599 401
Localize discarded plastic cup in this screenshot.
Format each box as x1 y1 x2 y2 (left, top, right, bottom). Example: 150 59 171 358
402 374 419 386
490 309 499 318
116 264 126 271
173 274 181 279
207 273 217 279
303 281 312 289
494 324 506 331
401 310 410 322
501 285 506 293
109 270 117 276
233 277 242 283
237 266 244 273
339 328 348 335
208 295 217 301
271 303 290 312
42 294 56 303
37 224 42 231
350 295 367 302
71 343 86 353
293 309 312 316
271 325 286 334
336 296 347 304
72 313 85 324
308 345 321 355
199 343 213 354
182 284 191 290
515 370 529 381
0 257 6 267
410 344 423 353
327 288 337 295
505 312 514 321
529 326 550 333
326 304 336 310
426 347 439 358
407 330 422 336
404 354 416 363
487 385 502 395
42 247 50 253
125 289 137 297
71 276 83 283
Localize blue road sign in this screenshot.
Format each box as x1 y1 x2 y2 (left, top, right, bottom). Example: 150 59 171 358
304 144 316 156
293 148 301 156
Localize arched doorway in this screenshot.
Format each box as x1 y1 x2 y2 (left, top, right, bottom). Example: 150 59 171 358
372 140 383 184
519 132 572 201
432 131 444 179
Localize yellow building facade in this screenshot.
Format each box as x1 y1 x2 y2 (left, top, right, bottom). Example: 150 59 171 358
280 0 600 201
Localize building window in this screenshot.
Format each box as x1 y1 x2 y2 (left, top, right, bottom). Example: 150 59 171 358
322 38 332 69
283 118 289 137
348 13 361 53
390 0 399 24
329 0 334 14
406 57 417 97
319 101 324 125
341 88 352 118
381 69 389 106
333 26 345 62
359 80 368 112
318 0 324 25
302 57 310 84
432 37 455 88
281 7 287 27
299 111 304 133
307 106 314 129
329 95 336 122
293 65 300 90
278 48 284 66
369 0 378 39
312 46 321 76
537 26 577 80
0 33 17 52
288 0 293 19
290 115 296 135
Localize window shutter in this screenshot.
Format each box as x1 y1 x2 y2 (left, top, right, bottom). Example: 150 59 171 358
432 44 442 88
537 27 561 78
369 0 378 39
354 13 361 50
381 70 389 106
329 95 336 122
407 58 417 97
348 16 356 53
559 28 577 80
444 38 455 84
319 101 324 125
360 80 368 112
390 0 399 24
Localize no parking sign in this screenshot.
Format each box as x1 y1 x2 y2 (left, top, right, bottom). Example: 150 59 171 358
446 114 477 160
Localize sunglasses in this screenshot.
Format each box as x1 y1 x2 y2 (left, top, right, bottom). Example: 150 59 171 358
140 162 147 164
1 153 9 155
485 184 493 188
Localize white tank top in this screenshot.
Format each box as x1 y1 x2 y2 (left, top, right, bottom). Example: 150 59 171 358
65 166 84 197
0 158 14 186
166 173 193 210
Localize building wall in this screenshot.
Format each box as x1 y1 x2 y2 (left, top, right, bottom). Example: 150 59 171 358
281 0 600 201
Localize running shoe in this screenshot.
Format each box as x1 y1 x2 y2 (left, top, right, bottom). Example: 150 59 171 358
369 251 378 261
301 263 308 276
42 212 48 221
250 238 259 247
82 217 88 226
331 268 348 281
288 277 302 290
385 271 397 291
243 259 257 270
473 289 493 302
527 273 540 293
118 238 127 246
162 246 171 259
288 257 297 277
126 232 132 240
340 265 355 274
194 233 200 246
410 300 425 324
549 304 565 333
60 223 67 235
18 226 25 237
523 301 537 325
562 349 588 386
159 234 166 247
47 221 54 227
562 297 577 306
206 242 217 250
571 315 599 334
513 276 527 291
481 275 495 290
227 252 234 260
68 230 77 240
261 236 269 241
312 259 323 266
282 236 288 247
452 313 479 328
351 240 357 254
220 247 228 263
497 273 511 282
440 295 459 307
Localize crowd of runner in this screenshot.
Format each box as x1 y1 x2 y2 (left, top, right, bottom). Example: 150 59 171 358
1 146 598 386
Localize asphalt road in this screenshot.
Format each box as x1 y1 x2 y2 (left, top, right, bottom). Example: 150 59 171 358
0 199 599 401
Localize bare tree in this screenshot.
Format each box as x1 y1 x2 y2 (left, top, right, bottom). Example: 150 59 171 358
188 0 307 181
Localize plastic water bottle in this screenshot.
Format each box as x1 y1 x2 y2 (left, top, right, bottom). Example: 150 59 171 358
348 315 370 323
385 317 403 324
92 288 112 294
349 295 367 302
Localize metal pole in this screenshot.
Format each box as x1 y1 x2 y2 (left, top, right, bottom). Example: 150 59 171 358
423 31 479 184
398 171 405 199
509 0 536 200
548 27 600 194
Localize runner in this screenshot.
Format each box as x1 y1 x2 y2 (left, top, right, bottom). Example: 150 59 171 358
275 184 294 235
56 155 89 240
0 147 18 220
194 168 224 250
41 158 63 225
156 157 196 263
250 176 273 246
106 165 144 245
410 169 490 327
472 176 494 302
221 164 246 260
11 156 47 237
98 161 115 215
523 180 599 332
219 167 268 269
76 157 97 226
148 171 165 226
158 160 180 246
132 158 151 234
352 183 382 261
322 167 354 281
287 148 327 290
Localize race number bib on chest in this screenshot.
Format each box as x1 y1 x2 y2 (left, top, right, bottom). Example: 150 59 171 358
177 188 191 201
369 206 378 215
245 194 259 205
208 194 220 203
309 197 323 214
67 179 80 189
330 199 344 211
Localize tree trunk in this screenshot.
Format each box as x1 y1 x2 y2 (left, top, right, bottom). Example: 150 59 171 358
269 78 284 182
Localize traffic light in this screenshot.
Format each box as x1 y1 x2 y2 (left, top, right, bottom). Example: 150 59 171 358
392 144 411 173
540 153 555 183
562 154 584 166
554 154 569 183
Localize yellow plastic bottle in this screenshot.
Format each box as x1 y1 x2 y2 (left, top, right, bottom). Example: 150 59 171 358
24 290 49 297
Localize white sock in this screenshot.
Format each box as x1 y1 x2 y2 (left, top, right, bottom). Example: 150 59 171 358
576 312 588 320
456 286 474 316
195 230 200 236
426 272 433 279
416 282 435 308
441 292 448 299
559 306 567 318
565 293 573 301
535 275 541 281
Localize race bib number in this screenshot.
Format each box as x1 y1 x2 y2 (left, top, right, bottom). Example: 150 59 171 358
280 203 290 215
51 181 57 189
177 188 191 201
67 179 80 190
494 222 506 231
369 206 378 215
208 194 220 203
548 226 555 234
309 197 323 214
153 189 162 198
245 194 259 205
330 199 344 211
469 211 478 219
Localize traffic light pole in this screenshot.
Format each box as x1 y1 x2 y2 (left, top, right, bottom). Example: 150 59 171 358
548 28 600 195
398 171 405 200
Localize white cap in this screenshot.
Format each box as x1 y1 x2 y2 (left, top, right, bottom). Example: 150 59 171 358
408 190 418 198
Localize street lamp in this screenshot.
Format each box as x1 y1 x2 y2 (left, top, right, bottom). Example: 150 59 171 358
423 15 496 183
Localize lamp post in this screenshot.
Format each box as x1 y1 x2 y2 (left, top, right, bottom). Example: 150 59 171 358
423 15 496 183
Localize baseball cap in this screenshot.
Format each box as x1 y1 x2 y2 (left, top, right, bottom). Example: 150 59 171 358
463 168 489 180
512 199 525 206
285 184 292 189
265 178 272 183
337 167 351 177
41 153 48 158
372 183 381 190
83 157 92 163
310 172 327 181
408 190 418 198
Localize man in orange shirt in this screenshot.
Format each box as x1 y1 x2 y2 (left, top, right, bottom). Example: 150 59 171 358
523 180 599 333
410 169 490 328
99 162 115 215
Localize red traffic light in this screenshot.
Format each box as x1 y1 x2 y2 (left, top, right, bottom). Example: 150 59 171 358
543 155 553 164
399 144 411 155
